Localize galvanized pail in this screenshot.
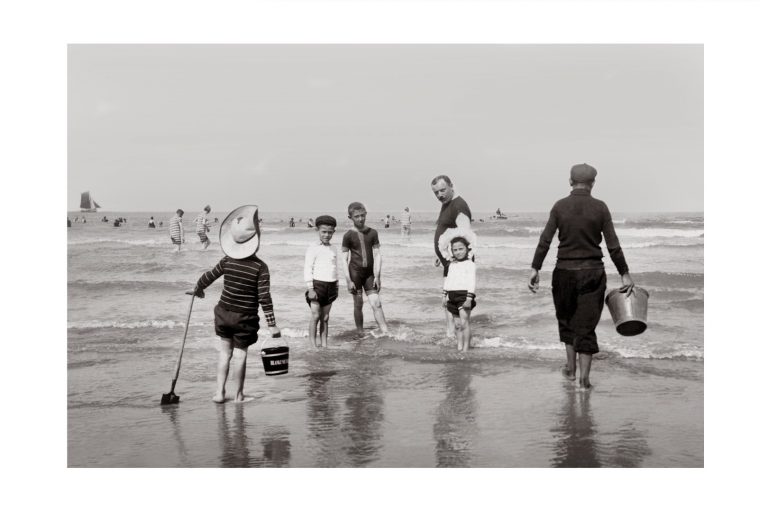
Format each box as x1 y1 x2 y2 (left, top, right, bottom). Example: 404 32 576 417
605 287 649 336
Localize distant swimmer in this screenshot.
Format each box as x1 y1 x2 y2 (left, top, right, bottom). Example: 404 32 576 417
431 174 474 338
169 209 185 251
289 217 295 228
148 216 156 228
113 219 120 227
67 218 71 228
528 163 635 389
159 221 163 228
214 217 219 224
384 215 390 229
102 216 108 223
401 206 412 236
194 205 212 249
307 218 315 228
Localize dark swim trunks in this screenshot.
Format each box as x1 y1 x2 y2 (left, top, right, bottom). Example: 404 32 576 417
305 280 339 307
170 237 182 246
198 232 209 243
445 290 476 316
213 303 260 347
348 267 378 295
551 268 607 355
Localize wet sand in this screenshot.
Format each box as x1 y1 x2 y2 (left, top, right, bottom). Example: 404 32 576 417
68 340 703 467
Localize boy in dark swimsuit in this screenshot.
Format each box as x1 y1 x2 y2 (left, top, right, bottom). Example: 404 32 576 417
342 202 389 336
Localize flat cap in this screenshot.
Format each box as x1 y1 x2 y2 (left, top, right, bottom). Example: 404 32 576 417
570 163 597 183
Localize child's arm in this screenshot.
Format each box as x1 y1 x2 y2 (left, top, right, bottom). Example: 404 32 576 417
342 248 355 293
463 262 476 309
257 262 278 333
373 245 383 290
304 246 317 299
194 258 225 297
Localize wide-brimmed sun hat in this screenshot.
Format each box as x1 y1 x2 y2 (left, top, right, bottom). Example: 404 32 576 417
220 205 260 259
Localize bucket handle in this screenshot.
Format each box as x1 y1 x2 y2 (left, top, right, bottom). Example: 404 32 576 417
257 330 283 354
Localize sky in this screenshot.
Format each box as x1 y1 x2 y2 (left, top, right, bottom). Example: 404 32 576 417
68 44 703 213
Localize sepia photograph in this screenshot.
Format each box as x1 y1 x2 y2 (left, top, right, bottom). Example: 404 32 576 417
67 44 703 468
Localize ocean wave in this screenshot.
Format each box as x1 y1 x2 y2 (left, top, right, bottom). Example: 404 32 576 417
616 228 704 238
623 241 703 249
67 319 196 329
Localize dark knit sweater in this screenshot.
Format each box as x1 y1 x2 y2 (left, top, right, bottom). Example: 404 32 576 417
531 189 629 275
196 255 276 325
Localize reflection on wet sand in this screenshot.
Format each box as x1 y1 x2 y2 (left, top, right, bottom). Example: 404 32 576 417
550 383 651 468
161 405 191 467
341 359 385 466
305 354 387 467
217 405 292 467
551 384 600 467
433 362 478 467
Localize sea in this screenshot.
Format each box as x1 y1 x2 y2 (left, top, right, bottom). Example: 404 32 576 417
67 210 704 467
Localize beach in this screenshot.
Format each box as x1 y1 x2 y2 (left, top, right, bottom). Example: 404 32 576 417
68 210 703 467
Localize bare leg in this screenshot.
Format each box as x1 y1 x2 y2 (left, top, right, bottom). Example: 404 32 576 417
459 309 471 351
214 338 234 403
562 344 577 380
353 294 365 334
453 314 463 350
203 239 210 250
578 353 593 389
367 293 389 334
319 304 332 347
308 302 321 348
231 345 248 401
445 308 456 338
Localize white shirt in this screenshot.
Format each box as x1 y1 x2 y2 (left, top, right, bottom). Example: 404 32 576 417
443 259 476 294
304 242 339 285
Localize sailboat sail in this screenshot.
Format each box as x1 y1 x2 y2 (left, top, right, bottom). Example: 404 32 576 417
80 191 100 212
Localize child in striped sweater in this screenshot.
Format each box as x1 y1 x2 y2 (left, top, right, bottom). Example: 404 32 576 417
193 205 280 403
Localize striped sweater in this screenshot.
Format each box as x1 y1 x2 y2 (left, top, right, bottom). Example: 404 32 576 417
169 215 184 241
196 255 276 325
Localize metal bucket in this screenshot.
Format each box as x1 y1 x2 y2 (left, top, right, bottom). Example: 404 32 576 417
605 287 649 336
260 346 289 376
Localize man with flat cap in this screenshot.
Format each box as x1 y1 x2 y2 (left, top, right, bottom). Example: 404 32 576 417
528 163 634 389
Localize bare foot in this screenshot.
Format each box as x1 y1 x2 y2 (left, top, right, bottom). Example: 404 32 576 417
561 367 577 381
235 393 245 402
579 378 592 390
212 394 226 403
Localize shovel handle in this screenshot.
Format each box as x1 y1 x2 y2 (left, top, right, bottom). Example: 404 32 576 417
171 293 196 382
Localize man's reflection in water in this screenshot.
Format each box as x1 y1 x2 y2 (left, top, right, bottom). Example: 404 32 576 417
341 358 385 467
433 362 478 467
551 383 600 467
217 404 292 467
551 382 651 467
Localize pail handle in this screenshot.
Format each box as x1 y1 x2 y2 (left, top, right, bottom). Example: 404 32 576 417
257 330 283 354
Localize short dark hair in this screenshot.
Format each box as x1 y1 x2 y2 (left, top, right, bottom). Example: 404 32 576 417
347 202 366 215
314 215 337 228
431 175 453 187
450 236 470 248
176 209 184 216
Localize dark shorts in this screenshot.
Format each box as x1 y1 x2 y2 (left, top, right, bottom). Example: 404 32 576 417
305 280 339 307
170 237 181 246
446 290 476 316
214 303 260 347
348 267 378 295
198 232 209 243
551 268 607 355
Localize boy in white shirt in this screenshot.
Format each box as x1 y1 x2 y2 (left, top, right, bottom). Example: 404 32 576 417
442 237 477 352
304 215 339 348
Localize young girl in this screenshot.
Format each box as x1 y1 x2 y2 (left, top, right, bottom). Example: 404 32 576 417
442 237 477 352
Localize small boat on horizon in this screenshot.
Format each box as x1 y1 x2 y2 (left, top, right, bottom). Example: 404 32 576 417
80 191 101 212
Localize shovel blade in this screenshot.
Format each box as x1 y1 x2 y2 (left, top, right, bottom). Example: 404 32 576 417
160 392 180 405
